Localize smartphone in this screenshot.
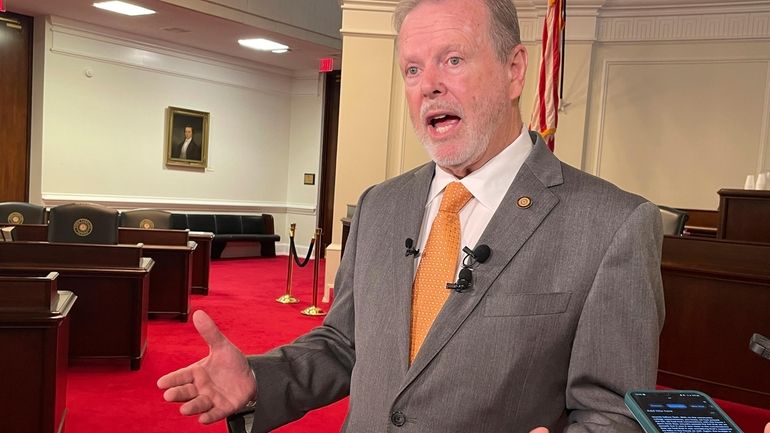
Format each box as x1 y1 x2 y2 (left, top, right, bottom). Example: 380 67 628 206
625 390 743 433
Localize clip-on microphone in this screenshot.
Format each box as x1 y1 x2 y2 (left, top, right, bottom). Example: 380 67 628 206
446 244 491 293
405 238 420 257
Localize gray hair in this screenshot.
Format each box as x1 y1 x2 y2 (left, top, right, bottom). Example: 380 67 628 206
393 0 521 63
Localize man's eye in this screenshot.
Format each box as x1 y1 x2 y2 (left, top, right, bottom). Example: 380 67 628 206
448 57 462 66
406 66 419 76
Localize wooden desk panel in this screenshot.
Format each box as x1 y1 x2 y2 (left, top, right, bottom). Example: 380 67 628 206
0 242 152 370
681 208 718 238
0 290 75 433
119 227 189 246
1 223 47 241
142 244 194 321
718 189 770 243
659 236 770 408
0 240 145 268
119 228 195 321
189 232 213 295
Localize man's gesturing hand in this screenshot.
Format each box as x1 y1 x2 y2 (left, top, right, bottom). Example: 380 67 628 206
157 310 257 424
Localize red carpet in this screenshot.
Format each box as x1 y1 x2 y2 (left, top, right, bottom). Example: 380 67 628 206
64 257 347 433
63 257 769 432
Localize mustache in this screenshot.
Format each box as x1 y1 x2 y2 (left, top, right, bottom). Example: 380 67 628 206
420 101 463 119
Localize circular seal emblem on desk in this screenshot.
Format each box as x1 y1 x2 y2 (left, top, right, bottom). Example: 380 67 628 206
139 219 155 229
7 212 23 224
73 218 93 237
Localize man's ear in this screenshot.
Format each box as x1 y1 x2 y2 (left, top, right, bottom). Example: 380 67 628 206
507 44 528 101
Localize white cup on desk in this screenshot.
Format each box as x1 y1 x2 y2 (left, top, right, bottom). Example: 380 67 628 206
745 174 755 189
757 173 768 190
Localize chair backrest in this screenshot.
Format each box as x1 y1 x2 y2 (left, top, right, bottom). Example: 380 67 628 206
170 213 189 230
215 215 243 234
659 205 689 236
186 214 216 232
48 203 119 244
241 215 266 234
120 209 172 229
0 202 47 225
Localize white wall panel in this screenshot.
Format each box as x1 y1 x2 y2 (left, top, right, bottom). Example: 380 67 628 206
585 42 770 210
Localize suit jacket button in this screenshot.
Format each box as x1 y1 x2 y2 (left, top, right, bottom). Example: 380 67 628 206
390 410 406 427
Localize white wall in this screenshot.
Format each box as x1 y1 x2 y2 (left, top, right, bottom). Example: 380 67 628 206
31 16 324 252
583 44 770 211
285 72 325 251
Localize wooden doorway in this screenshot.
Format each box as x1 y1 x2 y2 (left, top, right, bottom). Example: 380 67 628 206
318 70 341 259
0 11 33 202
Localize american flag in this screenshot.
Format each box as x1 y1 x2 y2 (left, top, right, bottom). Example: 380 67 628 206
530 0 566 151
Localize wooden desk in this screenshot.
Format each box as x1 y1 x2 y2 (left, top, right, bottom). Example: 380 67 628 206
0 241 153 370
5 224 212 297
681 208 718 238
718 188 770 242
659 235 770 408
119 228 195 321
189 231 213 295
3 223 47 241
0 273 76 433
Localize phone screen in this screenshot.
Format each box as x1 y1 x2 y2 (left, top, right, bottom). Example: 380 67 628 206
627 391 741 433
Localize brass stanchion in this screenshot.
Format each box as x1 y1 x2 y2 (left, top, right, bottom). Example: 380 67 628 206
276 223 300 304
301 228 326 316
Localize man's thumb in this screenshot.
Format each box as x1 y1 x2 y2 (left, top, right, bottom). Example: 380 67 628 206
193 310 227 349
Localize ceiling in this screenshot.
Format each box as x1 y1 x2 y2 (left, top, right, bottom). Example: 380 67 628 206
5 0 343 72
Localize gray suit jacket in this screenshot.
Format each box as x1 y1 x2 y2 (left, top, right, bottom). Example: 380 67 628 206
237 133 665 433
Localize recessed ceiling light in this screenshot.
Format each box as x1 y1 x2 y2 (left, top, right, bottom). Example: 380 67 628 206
93 1 156 16
238 38 290 54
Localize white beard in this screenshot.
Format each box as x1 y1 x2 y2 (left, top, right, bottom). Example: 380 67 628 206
415 91 508 170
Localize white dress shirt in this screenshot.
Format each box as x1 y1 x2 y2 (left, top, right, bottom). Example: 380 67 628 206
415 126 533 276
180 138 192 159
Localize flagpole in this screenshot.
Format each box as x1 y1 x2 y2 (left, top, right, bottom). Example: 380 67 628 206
559 0 566 101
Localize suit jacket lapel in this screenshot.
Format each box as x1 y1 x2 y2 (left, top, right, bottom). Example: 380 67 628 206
392 162 436 376
401 135 564 389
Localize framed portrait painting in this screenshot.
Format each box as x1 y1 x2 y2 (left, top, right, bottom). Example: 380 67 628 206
166 106 209 168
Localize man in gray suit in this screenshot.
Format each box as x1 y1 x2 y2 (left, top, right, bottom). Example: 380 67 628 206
158 0 665 431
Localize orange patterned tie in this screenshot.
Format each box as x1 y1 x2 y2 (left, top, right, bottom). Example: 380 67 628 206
410 181 473 363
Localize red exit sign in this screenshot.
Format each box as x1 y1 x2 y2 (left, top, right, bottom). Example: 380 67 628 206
319 57 333 73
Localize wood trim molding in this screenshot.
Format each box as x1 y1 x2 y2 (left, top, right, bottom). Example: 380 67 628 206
40 193 316 215
597 11 770 42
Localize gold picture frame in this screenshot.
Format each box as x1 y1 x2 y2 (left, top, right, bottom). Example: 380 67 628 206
165 106 209 169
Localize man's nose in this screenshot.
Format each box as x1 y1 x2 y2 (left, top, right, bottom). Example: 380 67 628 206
420 66 445 98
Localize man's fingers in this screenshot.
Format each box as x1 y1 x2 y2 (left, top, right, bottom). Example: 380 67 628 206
179 395 228 424
162 383 199 403
198 408 230 425
157 367 195 390
193 310 228 349
180 394 215 417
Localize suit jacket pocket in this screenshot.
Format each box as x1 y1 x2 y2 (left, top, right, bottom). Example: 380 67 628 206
483 292 572 317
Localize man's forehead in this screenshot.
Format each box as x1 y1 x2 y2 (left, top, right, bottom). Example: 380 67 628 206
397 5 487 53
398 33 477 65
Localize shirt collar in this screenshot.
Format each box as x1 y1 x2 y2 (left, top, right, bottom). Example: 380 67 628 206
428 126 533 210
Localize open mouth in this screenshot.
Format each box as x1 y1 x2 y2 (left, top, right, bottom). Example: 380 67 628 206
427 113 461 134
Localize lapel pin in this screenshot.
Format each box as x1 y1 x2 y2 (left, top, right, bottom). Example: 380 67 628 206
517 196 532 209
